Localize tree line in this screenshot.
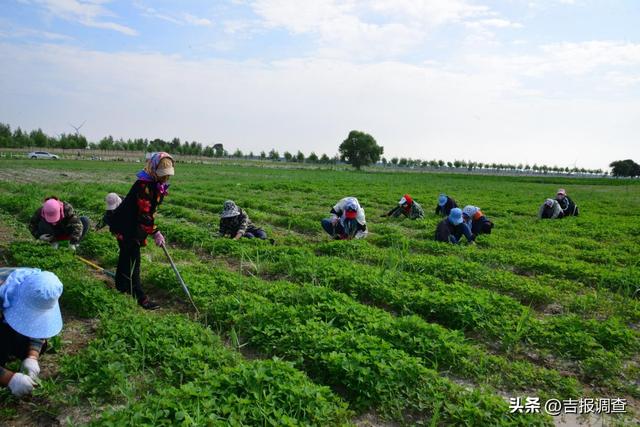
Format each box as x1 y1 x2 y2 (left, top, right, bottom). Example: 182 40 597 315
2 122 635 176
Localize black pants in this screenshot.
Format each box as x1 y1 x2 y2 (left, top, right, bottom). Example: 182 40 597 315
115 239 145 302
244 227 267 239
0 322 47 366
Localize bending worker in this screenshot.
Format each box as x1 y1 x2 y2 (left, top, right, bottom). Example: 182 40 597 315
0 268 63 397
321 197 367 240
382 194 424 219
29 197 89 250
219 200 268 240
435 208 474 244
435 193 457 216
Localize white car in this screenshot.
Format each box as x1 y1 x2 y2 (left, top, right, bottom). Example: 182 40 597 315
27 151 59 160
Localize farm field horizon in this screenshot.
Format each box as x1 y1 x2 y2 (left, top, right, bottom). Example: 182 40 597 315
0 159 638 426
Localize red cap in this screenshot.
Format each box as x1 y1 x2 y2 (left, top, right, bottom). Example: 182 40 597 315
403 194 413 206
345 210 357 219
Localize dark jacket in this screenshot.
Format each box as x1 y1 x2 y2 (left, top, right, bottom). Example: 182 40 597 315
435 197 457 216
108 180 164 244
435 218 474 244
469 215 494 235
219 209 262 237
557 196 579 216
29 201 84 243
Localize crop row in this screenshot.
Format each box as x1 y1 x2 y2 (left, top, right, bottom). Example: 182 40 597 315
131 255 550 425
139 258 580 399
160 193 640 319
4 240 352 426
153 219 639 389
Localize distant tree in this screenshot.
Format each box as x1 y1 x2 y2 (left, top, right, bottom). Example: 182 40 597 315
307 152 319 163
438 160 445 168
296 150 305 163
268 149 279 161
338 130 384 170
213 143 224 157
391 157 398 166
233 149 243 158
320 153 330 163
609 159 640 177
447 161 453 168
248 151 254 159
398 158 408 167
283 151 293 162
260 151 266 160
203 146 214 157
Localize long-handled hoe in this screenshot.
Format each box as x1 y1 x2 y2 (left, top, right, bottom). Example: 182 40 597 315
160 243 200 316
76 255 116 279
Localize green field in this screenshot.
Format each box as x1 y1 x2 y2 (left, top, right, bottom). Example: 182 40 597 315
0 159 638 426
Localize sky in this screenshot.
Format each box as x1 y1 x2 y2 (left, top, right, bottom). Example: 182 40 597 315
1 1 639 169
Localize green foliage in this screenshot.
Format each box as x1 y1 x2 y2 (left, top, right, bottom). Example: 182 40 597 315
609 159 640 177
338 130 384 170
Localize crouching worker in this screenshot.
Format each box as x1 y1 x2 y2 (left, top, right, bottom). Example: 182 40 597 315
538 198 564 220
321 197 367 240
556 188 579 217
29 197 89 251
382 194 424 219
0 268 63 397
435 208 474 244
95 193 122 231
462 205 494 236
219 200 268 240
435 193 457 216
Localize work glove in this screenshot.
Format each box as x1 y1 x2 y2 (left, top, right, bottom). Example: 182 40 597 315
39 234 53 243
8 373 37 397
21 357 40 380
153 231 165 247
69 243 78 252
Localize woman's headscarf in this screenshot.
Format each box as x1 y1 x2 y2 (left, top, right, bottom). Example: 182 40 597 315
137 152 175 195
137 152 175 181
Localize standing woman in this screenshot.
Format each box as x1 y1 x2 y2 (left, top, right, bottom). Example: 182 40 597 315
109 152 175 310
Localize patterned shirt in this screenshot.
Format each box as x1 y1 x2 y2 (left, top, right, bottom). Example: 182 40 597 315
219 209 260 237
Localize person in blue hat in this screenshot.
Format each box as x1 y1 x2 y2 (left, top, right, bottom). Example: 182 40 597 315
435 208 475 244
435 193 457 216
0 268 63 397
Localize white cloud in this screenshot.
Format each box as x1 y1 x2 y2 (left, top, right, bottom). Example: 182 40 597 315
34 0 137 35
1 42 637 169
249 0 521 59
369 0 490 26
133 2 212 27
182 13 212 27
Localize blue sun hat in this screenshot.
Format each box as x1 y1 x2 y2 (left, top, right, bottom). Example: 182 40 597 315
438 194 448 207
448 208 464 225
1 269 63 339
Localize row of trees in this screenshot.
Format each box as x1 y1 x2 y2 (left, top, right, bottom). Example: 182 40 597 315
1 123 632 176
379 158 604 175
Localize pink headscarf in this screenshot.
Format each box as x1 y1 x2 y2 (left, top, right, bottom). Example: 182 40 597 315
41 198 64 224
